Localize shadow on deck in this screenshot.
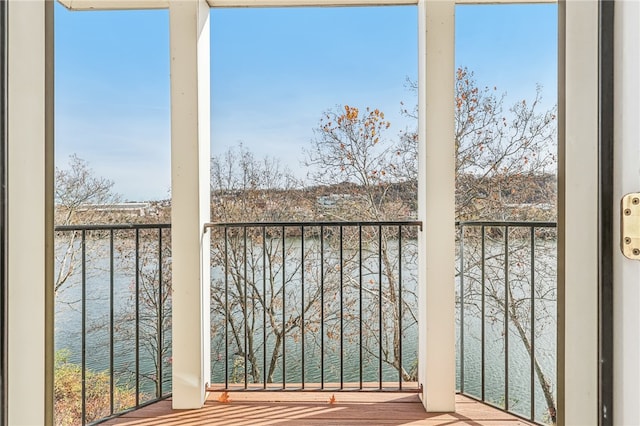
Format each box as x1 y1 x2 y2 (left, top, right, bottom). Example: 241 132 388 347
101 392 536 425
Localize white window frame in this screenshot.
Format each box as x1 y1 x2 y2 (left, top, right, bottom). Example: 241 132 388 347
6 1 603 425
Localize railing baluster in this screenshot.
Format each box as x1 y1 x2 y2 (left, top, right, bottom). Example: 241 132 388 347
339 225 344 390
504 225 509 411
263 226 267 389
530 226 536 421
109 229 115 415
301 225 305 390
481 225 486 401
398 225 403 390
81 230 86 425
282 225 286 389
243 226 248 389
459 224 465 393
135 228 140 406
158 228 163 398
224 226 229 389
378 225 382 390
359 225 363 390
320 225 324 390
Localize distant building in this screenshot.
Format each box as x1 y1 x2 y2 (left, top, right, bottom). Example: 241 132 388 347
316 194 354 209
76 202 154 217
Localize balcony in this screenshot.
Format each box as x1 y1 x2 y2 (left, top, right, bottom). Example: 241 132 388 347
99 393 534 425
54 220 555 425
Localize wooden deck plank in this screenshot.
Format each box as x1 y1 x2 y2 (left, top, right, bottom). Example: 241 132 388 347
101 393 537 426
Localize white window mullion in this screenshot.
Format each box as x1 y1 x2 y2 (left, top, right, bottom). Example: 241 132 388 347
7 1 55 424
558 0 599 424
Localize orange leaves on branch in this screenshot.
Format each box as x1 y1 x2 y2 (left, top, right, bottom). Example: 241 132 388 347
344 105 359 121
329 394 337 404
218 391 231 403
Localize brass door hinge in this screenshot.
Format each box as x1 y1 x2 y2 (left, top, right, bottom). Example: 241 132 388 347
621 193 640 260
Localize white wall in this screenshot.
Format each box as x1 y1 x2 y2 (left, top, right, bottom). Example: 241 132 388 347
614 0 640 424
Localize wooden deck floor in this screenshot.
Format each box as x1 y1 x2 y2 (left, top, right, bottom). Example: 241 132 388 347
101 392 536 425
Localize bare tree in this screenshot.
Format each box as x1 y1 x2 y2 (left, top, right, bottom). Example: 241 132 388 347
55 154 120 225
454 68 556 221
305 106 410 221
405 68 557 221
54 154 120 295
211 143 305 222
306 105 418 381
210 145 324 385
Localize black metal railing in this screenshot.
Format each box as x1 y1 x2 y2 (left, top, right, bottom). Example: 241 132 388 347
206 221 422 391
54 223 172 425
55 219 558 424
456 221 557 425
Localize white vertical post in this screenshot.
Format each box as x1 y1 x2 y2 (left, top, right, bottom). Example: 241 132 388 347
417 0 456 412
613 0 640 424
169 0 211 409
558 0 599 424
7 0 55 424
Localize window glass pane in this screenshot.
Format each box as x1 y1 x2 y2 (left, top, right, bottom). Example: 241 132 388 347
211 6 417 194
455 4 558 424
209 6 419 390
54 5 171 423
56 5 170 203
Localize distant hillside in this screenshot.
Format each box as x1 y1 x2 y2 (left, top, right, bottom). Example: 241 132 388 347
57 172 556 225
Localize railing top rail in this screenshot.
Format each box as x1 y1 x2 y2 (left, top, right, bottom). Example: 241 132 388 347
53 220 556 232
456 220 556 228
204 220 423 230
54 223 171 232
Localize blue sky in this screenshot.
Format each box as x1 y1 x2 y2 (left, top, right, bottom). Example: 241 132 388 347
55 2 557 201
